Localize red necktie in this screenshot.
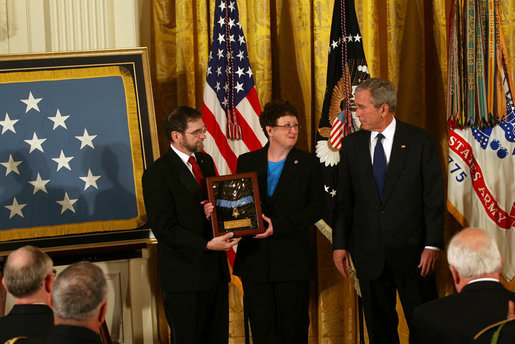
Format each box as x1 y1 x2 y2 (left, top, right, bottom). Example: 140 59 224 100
188 155 206 198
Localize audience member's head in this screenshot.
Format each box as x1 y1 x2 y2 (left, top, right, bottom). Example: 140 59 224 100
163 106 203 143
52 261 108 334
2 245 54 305
259 100 299 139
447 228 502 292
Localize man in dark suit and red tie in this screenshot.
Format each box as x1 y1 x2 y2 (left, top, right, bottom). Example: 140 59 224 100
142 106 240 344
332 78 445 343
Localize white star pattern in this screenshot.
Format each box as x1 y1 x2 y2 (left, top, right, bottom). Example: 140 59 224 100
1 154 22 176
236 51 245 61
217 33 225 44
238 35 245 45
228 18 236 29
48 109 70 130
234 82 244 93
28 173 51 194
207 66 212 76
354 34 361 42
216 67 222 76
218 1 226 11
228 1 235 11
246 68 253 78
218 16 225 27
75 129 97 149
24 132 47 153
0 113 19 134
56 192 77 214
331 40 339 49
79 169 101 190
20 91 42 113
5 197 27 219
52 150 74 171
235 67 245 78
217 49 224 59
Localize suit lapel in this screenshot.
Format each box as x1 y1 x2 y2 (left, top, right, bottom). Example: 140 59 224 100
356 131 380 203
382 121 409 204
270 148 300 202
167 150 201 198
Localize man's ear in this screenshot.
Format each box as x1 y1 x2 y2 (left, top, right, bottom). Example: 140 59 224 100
98 300 108 324
450 265 460 287
1 276 9 293
44 272 54 293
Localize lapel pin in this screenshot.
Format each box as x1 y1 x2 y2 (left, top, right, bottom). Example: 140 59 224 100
401 145 406 149
294 160 298 164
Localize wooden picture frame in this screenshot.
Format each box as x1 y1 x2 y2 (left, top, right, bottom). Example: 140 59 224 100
0 48 159 250
206 172 265 237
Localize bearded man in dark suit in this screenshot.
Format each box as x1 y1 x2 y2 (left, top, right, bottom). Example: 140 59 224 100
332 78 445 344
142 106 240 344
411 228 515 344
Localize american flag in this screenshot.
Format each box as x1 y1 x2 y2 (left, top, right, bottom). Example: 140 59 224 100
0 71 143 239
202 0 267 176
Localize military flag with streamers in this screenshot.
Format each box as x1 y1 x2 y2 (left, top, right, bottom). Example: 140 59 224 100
202 0 267 176
315 0 369 234
447 0 515 278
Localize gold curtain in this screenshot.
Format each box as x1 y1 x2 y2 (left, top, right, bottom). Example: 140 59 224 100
150 0 515 343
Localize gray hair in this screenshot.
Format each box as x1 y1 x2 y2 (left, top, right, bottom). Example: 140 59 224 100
52 261 107 321
355 78 397 113
3 246 53 298
447 228 501 278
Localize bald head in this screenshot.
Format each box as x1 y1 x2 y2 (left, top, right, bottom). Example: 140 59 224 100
3 245 53 298
447 228 501 279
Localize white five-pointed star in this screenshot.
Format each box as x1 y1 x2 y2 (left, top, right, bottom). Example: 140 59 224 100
216 67 222 76
235 82 244 93
218 16 225 27
0 113 19 134
56 192 78 214
331 40 339 49
354 34 361 42
235 67 245 78
48 109 70 130
28 173 51 194
215 82 221 91
24 132 47 153
79 169 101 190
1 154 22 176
246 68 253 78
75 129 97 149
5 197 27 219
228 1 235 11
238 35 245 45
207 66 212 76
228 18 235 29
236 50 245 61
218 1 226 11
330 189 337 197
217 49 224 59
52 150 74 171
217 33 225 44
20 91 42 113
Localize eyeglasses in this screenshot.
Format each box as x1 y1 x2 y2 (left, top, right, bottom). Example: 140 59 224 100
274 123 300 131
183 127 207 137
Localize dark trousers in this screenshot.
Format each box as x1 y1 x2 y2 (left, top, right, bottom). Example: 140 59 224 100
242 279 311 344
359 264 437 344
163 281 229 344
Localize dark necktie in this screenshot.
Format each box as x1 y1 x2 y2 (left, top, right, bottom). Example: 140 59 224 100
188 155 206 198
373 133 387 200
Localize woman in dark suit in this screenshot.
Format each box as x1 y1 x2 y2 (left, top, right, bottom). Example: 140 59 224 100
234 100 325 344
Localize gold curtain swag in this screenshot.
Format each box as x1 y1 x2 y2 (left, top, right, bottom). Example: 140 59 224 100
150 0 515 343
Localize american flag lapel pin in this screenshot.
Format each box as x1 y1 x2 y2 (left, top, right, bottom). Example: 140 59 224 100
401 145 406 149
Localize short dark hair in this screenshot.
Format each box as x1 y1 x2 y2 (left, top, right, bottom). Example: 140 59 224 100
259 100 299 138
163 106 203 142
52 261 107 321
355 78 397 113
3 246 53 298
